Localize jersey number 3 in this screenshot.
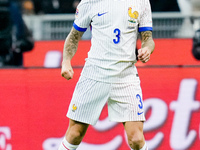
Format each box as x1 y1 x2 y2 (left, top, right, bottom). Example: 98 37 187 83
113 28 120 44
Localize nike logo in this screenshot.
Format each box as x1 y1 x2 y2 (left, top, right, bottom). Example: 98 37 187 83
98 12 108 16
137 112 144 115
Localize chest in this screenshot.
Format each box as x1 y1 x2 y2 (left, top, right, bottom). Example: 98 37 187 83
90 0 142 29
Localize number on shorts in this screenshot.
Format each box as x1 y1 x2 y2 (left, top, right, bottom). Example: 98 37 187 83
136 94 143 109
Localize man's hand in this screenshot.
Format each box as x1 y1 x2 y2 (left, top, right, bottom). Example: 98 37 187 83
138 47 151 63
139 30 155 63
61 60 74 80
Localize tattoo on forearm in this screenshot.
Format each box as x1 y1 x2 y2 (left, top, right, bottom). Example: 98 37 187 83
141 31 152 42
63 28 84 60
141 31 155 53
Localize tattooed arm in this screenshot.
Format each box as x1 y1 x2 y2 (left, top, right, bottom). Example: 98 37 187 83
138 31 155 63
61 27 84 80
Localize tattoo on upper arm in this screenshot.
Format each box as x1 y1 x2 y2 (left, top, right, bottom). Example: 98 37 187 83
69 28 84 42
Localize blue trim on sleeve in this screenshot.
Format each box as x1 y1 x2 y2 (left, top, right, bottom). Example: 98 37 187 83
73 23 87 32
139 27 153 32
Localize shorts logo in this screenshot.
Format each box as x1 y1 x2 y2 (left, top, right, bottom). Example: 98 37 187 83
137 112 144 115
72 104 77 112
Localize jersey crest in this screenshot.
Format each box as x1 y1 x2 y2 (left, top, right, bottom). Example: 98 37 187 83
128 7 139 28
128 7 139 22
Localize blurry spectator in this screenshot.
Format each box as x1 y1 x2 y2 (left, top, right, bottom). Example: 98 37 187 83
192 29 200 60
31 0 41 14
150 0 180 12
22 0 34 15
59 0 80 13
32 0 80 14
0 0 12 66
72 0 80 10
0 0 34 67
32 0 61 14
190 0 200 60
10 1 34 66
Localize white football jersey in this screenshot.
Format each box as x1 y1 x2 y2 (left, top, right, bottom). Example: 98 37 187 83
73 0 153 83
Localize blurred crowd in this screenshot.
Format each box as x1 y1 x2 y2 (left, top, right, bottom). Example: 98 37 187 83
12 0 182 15
14 0 200 16
0 0 80 67
0 0 34 67
16 0 81 15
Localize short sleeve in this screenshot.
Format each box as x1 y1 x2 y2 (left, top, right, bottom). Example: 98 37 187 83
138 0 153 32
73 0 91 32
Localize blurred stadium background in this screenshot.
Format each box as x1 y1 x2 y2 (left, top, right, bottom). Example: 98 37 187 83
0 0 200 150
